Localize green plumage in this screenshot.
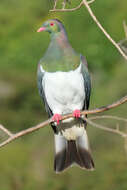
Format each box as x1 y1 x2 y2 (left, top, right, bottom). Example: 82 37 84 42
39 21 80 72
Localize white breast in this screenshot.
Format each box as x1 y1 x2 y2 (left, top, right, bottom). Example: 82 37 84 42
42 68 85 115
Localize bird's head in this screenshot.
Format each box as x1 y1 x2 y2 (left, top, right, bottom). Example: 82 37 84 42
37 19 66 36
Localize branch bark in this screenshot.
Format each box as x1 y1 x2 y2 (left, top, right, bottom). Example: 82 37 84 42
0 95 127 148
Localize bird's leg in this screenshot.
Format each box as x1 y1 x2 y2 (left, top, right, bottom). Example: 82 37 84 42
73 109 81 118
52 114 62 125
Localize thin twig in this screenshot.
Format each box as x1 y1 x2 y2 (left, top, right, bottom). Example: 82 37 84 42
0 124 13 137
85 118 127 138
81 95 127 115
82 0 127 60
89 115 127 123
88 0 95 4
50 1 84 12
0 119 52 148
53 0 58 9
0 95 127 148
50 0 127 60
62 1 66 9
123 20 127 39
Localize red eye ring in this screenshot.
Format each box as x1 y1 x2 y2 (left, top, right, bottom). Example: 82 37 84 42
50 22 54 26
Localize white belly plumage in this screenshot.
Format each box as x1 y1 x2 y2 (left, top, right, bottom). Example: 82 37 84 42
43 70 85 114
42 68 86 140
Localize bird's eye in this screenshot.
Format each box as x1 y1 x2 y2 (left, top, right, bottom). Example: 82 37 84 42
50 23 54 26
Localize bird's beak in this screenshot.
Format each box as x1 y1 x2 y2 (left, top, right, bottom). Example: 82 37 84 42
37 27 46 32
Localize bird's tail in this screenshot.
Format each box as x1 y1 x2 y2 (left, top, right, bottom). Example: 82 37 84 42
54 129 94 173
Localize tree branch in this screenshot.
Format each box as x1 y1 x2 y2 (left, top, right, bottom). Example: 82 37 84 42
0 95 127 148
50 1 84 12
85 118 127 138
88 0 95 4
82 0 127 60
123 20 127 39
81 95 127 115
0 124 13 137
53 0 58 9
50 0 127 60
0 119 52 148
89 115 127 123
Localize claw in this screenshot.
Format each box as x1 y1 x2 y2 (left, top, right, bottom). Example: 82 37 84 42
73 109 81 118
52 114 62 125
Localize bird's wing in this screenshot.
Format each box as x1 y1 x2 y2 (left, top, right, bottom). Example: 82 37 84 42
80 55 91 110
37 64 57 133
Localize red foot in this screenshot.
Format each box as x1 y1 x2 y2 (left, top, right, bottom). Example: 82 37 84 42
52 114 62 125
73 109 81 118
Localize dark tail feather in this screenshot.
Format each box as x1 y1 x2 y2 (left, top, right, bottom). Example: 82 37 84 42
54 134 67 173
65 140 94 170
54 135 94 173
54 140 76 173
54 148 67 172
65 140 79 168
76 144 94 170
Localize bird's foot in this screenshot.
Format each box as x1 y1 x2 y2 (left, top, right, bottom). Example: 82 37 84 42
73 109 81 118
52 114 62 125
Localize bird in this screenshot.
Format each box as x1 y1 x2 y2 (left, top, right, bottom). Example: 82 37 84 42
37 19 94 173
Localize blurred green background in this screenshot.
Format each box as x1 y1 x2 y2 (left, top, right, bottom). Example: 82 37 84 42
0 0 127 189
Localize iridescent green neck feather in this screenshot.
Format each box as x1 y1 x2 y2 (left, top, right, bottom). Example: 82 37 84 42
39 28 80 72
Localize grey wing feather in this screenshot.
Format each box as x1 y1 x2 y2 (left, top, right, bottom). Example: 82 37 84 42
37 66 57 133
37 68 53 116
80 55 91 110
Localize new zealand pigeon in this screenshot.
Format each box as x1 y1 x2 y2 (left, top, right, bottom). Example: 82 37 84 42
37 19 94 173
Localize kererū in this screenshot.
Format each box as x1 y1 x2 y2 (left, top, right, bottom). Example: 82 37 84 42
37 19 94 173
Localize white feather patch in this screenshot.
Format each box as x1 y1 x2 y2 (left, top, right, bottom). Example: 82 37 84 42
62 125 84 140
77 129 89 150
43 70 85 115
55 133 66 153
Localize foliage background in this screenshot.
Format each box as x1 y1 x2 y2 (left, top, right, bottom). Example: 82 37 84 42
0 0 127 189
